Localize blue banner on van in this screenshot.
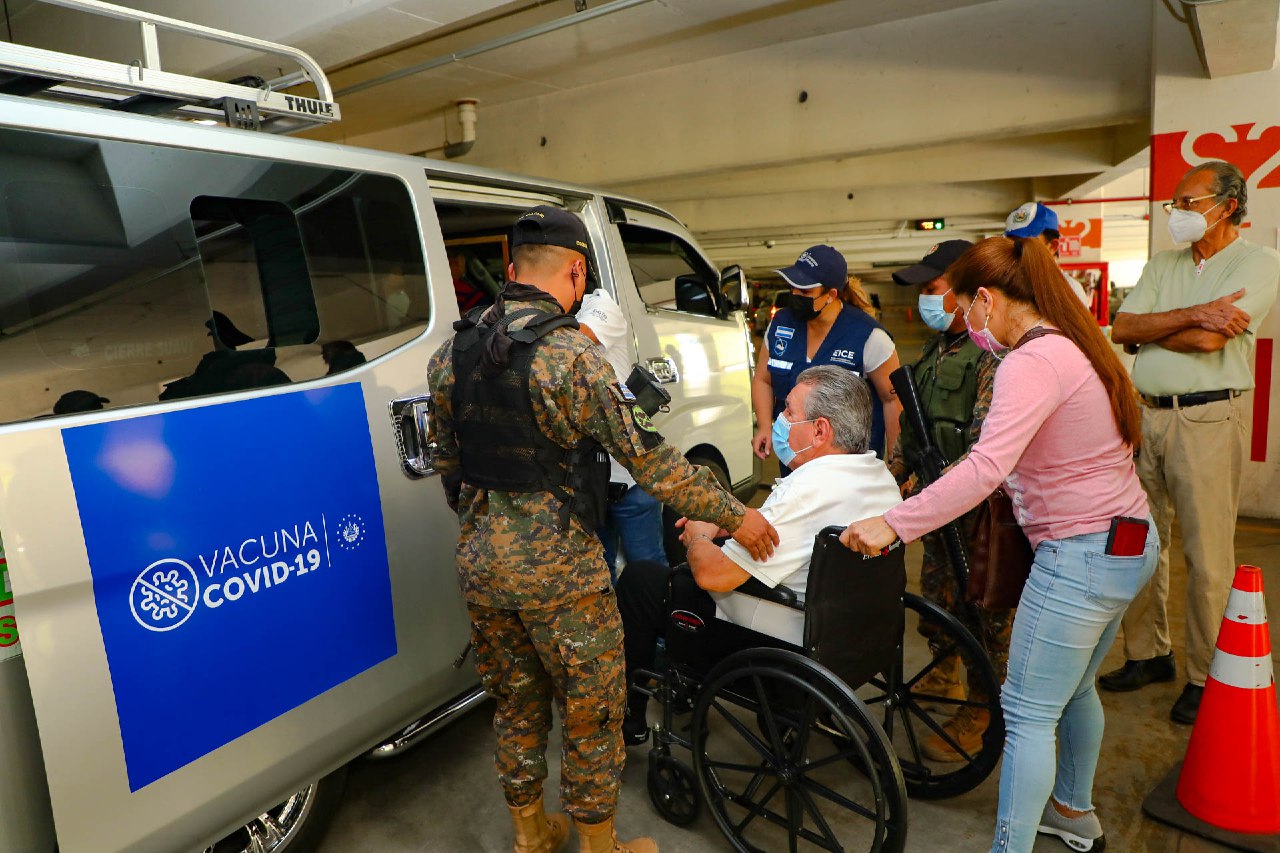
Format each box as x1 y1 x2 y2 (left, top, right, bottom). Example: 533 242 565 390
62 384 397 792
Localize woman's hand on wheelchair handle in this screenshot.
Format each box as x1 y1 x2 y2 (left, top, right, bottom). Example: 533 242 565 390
840 515 898 555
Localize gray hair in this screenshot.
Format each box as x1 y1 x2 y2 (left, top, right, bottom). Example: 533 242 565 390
1190 161 1248 225
795 365 872 454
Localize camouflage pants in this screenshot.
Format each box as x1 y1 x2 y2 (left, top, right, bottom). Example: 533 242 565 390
467 589 627 823
919 528 1014 686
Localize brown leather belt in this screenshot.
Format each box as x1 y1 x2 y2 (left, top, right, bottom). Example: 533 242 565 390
1140 389 1240 409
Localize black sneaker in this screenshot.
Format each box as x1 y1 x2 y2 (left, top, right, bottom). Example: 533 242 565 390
1097 653 1175 692
1170 683 1204 725
622 715 650 746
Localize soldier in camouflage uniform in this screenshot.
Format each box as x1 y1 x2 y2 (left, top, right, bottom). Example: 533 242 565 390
889 241 1013 762
427 206 778 853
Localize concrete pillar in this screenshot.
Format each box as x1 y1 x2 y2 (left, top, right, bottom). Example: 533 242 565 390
1149 3 1280 518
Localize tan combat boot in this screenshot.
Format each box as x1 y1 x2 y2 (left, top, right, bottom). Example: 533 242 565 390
920 706 991 763
574 816 658 853
913 654 965 713
509 794 570 853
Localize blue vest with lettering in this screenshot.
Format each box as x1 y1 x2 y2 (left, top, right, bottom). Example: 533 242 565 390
765 304 888 457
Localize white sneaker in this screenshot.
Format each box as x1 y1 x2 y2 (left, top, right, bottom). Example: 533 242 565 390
1036 799 1106 851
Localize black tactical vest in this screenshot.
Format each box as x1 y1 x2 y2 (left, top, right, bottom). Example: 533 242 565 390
451 306 610 531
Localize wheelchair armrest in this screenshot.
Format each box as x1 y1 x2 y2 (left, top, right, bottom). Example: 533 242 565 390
734 576 804 611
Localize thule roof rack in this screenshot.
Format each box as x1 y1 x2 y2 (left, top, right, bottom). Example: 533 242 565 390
0 0 340 133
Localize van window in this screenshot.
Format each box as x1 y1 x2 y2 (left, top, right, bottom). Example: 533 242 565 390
0 127 429 421
433 199 601 313
616 222 719 317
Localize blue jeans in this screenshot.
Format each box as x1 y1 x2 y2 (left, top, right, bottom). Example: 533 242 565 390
598 485 667 581
992 522 1158 853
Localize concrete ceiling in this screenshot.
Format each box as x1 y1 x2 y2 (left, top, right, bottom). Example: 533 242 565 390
1 0 1252 279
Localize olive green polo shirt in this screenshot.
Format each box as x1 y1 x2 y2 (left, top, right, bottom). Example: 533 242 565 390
1119 238 1280 396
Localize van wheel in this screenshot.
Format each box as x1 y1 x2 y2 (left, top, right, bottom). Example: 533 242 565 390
204 765 349 853
664 457 731 565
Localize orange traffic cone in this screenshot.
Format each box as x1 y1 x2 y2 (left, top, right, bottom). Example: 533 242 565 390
1175 565 1280 834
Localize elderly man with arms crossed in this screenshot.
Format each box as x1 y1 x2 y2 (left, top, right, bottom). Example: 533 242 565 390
615 365 902 743
1105 160 1280 724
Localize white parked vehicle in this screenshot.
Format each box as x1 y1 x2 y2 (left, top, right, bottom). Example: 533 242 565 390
0 3 759 852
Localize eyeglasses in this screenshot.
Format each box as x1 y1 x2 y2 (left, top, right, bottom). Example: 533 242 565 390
1162 194 1221 214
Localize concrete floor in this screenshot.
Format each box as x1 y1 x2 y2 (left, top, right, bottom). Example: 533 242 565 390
318 314 1279 852
317 516 1280 853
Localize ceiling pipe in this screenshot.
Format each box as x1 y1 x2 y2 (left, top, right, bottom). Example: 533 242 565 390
444 98 478 158
334 0 659 98
1044 196 1150 205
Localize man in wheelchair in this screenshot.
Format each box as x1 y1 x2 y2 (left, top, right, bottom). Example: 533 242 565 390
616 365 902 744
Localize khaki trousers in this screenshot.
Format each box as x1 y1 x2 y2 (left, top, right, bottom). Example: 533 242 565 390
1122 396 1246 685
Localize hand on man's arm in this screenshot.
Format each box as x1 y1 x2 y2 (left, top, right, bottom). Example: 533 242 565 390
677 518 751 592
728 506 779 561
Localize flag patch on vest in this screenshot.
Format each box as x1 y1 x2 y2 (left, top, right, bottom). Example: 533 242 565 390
772 325 794 356
611 381 637 403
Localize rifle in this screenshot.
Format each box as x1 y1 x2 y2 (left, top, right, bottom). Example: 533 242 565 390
889 365 971 590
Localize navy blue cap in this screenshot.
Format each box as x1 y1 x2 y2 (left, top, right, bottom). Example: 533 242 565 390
1004 202 1060 238
775 245 847 290
511 205 591 256
892 240 973 286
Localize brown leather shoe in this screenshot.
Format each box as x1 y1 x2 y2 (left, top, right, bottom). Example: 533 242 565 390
574 816 657 853
509 794 570 853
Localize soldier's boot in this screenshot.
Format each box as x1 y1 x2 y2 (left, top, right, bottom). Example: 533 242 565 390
573 816 658 853
913 653 965 713
509 794 570 853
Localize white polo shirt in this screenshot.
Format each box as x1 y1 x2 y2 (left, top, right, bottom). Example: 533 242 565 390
710 451 902 645
576 290 636 486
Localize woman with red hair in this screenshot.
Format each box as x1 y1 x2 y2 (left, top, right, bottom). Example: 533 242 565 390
841 236 1157 853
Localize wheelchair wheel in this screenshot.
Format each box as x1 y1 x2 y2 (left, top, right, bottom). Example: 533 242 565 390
647 751 701 827
859 593 1004 800
691 648 907 853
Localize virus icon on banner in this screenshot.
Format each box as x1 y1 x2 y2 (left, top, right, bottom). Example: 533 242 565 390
129 559 199 632
337 514 366 551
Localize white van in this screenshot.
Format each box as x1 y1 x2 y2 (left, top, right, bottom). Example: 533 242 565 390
0 7 758 853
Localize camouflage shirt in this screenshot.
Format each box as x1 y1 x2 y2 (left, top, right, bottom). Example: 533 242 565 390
427 293 746 609
887 331 998 496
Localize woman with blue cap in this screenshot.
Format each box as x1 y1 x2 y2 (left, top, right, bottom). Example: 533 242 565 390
751 245 901 468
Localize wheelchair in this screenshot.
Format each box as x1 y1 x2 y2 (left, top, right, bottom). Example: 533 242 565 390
630 526 1004 852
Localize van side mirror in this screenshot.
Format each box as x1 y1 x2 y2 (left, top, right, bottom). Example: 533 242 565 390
720 264 748 312
675 274 717 316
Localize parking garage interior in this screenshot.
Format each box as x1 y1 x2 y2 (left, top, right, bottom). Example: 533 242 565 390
1 1 1279 852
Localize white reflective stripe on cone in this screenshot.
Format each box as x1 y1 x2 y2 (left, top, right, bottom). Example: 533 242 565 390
1223 588 1268 625
1209 650 1276 690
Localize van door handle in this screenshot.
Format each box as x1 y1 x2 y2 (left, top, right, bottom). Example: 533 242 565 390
389 394 437 478
645 357 679 384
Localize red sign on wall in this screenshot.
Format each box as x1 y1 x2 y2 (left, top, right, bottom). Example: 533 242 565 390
1151 123 1280 200
1058 218 1102 257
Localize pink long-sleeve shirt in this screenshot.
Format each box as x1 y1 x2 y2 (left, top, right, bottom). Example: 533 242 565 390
885 332 1148 549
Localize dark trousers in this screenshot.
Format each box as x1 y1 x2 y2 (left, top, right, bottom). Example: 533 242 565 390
615 559 675 719
616 560 774 720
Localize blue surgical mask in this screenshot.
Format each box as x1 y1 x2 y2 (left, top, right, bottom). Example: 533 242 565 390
771 412 814 467
918 290 956 332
